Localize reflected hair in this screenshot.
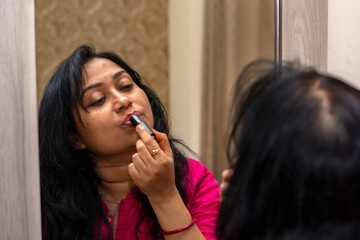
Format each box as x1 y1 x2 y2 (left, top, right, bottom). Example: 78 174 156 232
219 59 360 240
39 45 189 240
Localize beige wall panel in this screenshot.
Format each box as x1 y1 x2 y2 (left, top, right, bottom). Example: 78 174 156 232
0 0 41 239
169 0 204 154
281 0 328 72
36 0 169 107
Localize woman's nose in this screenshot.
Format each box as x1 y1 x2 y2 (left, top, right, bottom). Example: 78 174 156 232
113 92 132 113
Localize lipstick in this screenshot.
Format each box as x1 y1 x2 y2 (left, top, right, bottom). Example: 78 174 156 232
130 115 156 138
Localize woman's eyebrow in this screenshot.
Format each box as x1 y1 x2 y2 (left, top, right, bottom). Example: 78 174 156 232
80 70 127 100
112 70 126 80
81 82 103 100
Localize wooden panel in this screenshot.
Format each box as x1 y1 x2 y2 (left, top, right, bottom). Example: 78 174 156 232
0 0 41 239
281 0 328 72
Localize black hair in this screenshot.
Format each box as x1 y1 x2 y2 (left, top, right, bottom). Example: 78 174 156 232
219 59 360 239
39 45 189 239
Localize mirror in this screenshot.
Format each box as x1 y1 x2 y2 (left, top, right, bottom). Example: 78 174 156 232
35 0 275 180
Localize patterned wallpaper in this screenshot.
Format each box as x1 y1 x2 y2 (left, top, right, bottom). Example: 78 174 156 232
35 0 169 107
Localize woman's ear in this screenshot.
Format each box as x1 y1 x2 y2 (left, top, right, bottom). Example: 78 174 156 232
68 134 86 150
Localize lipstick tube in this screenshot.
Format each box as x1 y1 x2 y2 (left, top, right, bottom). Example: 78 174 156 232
130 115 156 138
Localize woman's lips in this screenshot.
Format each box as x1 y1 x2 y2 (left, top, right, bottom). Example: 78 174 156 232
124 120 134 127
123 111 142 126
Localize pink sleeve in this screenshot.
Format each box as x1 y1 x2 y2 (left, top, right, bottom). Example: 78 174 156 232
186 159 220 240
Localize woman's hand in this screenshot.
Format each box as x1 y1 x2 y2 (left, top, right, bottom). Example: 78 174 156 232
220 168 234 200
129 126 207 240
128 125 177 201
220 158 237 200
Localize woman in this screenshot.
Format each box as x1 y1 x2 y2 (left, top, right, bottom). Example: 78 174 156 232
39 45 219 240
218 60 360 239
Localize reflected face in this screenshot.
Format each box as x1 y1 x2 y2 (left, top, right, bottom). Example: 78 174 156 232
72 58 154 160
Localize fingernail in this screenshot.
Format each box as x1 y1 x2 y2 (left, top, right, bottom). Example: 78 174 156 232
136 125 142 131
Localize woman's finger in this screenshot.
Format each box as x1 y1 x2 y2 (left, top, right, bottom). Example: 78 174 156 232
128 162 140 181
222 168 234 182
220 182 230 199
152 128 172 157
135 125 160 155
135 138 158 167
132 151 147 170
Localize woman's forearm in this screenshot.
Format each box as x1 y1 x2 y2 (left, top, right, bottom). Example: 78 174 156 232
148 188 206 240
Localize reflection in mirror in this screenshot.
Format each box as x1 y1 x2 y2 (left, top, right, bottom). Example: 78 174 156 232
35 0 274 180
36 9 223 236
34 1 275 238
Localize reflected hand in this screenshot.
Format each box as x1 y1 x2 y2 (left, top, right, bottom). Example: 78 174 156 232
220 159 237 200
220 168 234 200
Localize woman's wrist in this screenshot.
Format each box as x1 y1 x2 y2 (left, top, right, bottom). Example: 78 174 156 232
160 217 196 235
147 187 194 233
147 186 179 205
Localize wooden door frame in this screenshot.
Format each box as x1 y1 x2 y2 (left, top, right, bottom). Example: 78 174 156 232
280 0 328 72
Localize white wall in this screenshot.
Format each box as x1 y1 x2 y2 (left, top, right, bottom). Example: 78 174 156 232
328 0 360 88
168 0 204 154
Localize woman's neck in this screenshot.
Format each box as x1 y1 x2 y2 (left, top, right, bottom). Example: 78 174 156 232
93 155 136 201
93 158 136 239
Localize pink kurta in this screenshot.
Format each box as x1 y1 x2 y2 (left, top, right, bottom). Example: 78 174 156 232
99 158 220 239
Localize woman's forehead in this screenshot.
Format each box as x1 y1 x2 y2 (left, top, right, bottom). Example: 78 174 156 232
83 58 123 74
82 58 126 85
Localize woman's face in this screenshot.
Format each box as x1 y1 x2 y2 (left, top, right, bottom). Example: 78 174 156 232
72 58 154 160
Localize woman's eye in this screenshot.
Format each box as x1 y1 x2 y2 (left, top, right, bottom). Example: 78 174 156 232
119 83 134 91
89 97 106 107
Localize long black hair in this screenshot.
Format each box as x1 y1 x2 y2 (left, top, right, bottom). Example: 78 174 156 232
219 59 360 239
39 45 189 239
